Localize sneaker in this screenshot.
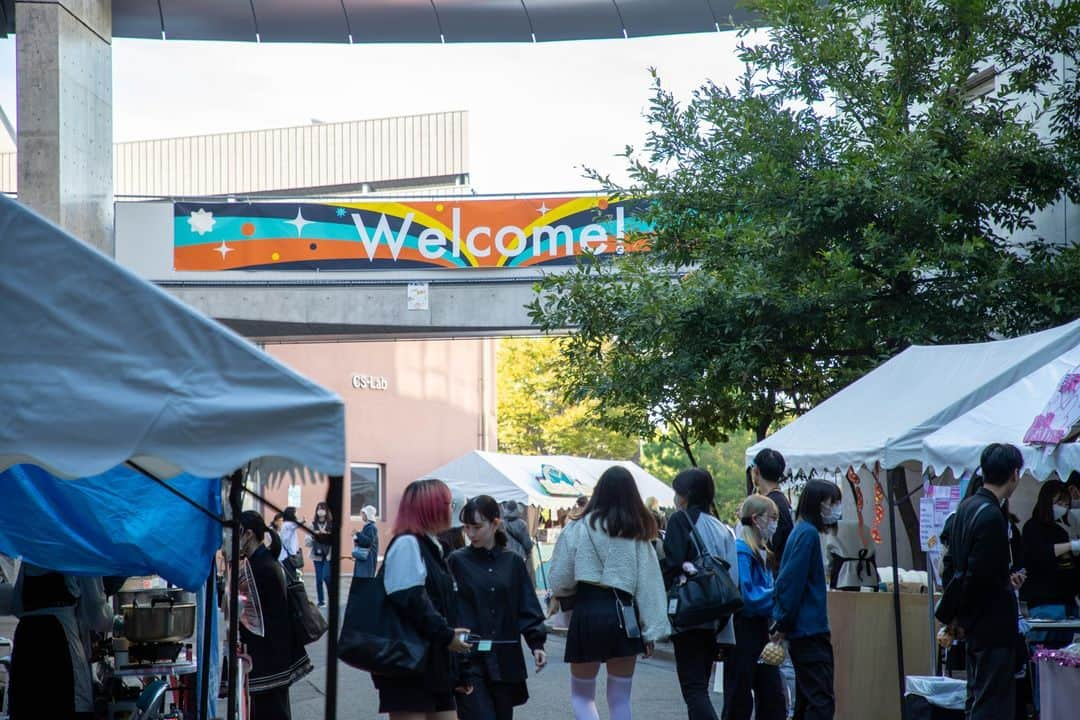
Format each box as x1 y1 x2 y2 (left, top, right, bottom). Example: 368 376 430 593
317 602 326 608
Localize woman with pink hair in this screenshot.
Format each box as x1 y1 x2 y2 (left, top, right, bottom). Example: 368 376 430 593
372 479 473 719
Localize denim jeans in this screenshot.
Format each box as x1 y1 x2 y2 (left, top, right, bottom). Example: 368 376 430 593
313 560 329 605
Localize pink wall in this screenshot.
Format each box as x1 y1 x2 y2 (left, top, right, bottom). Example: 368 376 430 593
260 338 497 567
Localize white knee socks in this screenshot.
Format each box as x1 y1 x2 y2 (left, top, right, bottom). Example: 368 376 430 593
607 674 633 720
570 676 600 720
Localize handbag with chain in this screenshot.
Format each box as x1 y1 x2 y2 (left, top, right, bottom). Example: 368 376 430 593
667 510 743 631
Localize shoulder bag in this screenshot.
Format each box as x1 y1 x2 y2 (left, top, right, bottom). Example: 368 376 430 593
338 550 427 676
934 500 993 625
667 511 743 631
286 574 328 645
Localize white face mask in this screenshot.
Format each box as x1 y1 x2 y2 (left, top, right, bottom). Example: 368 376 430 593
822 505 842 525
755 517 778 541
1053 504 1069 521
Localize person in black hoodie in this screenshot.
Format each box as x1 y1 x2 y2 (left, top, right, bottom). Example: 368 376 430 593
374 479 473 719
940 444 1026 720
1021 479 1080 620
237 511 313 720
449 496 547 720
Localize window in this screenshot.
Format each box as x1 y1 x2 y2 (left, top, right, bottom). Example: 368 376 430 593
350 463 384 520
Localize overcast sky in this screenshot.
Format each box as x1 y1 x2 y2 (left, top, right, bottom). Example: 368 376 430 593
0 31 757 194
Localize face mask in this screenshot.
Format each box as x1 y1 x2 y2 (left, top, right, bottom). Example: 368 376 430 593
1072 500 1080 510
765 519 778 540
1053 505 1068 521
317 510 326 517
823 506 842 525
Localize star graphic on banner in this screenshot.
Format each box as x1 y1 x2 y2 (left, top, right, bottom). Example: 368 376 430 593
188 208 216 235
536 203 550 216
335 207 347 218
214 241 235 259
286 208 313 237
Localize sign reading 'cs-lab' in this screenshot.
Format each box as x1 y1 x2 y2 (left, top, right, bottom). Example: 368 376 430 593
351 374 389 391
173 196 651 271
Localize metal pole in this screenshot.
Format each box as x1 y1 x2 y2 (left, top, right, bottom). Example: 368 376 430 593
926 561 939 676
324 474 344 720
887 469 908 719
200 557 216 720
227 471 243 720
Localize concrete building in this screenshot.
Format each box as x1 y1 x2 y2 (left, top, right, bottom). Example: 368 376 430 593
257 338 497 569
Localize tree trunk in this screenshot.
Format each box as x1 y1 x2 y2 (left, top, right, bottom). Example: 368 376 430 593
888 467 926 571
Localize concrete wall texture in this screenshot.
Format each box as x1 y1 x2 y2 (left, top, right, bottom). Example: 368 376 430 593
256 337 498 567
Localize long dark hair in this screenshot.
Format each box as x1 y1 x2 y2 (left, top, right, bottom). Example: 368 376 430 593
1032 479 1069 525
795 480 839 532
584 466 658 541
283 506 299 524
460 495 508 548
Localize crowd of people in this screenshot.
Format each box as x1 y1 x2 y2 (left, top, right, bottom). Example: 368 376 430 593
228 441 1079 720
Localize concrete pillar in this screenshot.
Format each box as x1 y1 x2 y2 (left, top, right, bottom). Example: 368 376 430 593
16 1 113 255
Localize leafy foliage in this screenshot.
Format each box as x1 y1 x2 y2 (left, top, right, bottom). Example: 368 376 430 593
530 0 1080 459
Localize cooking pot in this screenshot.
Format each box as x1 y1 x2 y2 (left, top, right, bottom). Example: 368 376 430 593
120 597 196 643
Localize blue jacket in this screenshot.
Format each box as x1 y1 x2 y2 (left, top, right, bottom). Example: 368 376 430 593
736 537 775 618
772 520 830 639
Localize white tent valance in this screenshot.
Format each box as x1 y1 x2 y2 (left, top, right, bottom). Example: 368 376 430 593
422 450 675 510
921 344 1080 481
0 196 345 480
746 320 1080 475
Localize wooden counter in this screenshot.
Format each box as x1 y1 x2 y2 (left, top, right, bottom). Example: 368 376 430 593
827 590 935 720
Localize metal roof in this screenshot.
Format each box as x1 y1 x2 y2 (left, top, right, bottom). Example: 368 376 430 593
100 1 753 43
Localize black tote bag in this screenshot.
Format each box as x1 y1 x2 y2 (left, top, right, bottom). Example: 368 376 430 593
337 566 427 676
667 511 743 630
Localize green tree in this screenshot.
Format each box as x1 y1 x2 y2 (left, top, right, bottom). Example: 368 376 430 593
531 0 1080 452
496 338 639 459
640 430 756 522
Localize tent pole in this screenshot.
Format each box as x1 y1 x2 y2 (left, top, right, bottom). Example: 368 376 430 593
887 468 908 719
227 471 243 720
325 474 344 720
200 557 215 720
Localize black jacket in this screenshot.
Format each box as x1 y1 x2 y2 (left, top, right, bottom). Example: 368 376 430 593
447 545 546 684
767 490 794 571
1021 518 1079 608
376 534 460 694
947 489 1018 650
240 545 312 693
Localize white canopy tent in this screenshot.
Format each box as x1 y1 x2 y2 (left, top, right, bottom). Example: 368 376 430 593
423 450 675 510
921 342 1080 482
0 196 346 720
746 319 1080 474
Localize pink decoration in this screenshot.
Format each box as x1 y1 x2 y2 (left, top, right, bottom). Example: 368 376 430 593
1032 646 1080 669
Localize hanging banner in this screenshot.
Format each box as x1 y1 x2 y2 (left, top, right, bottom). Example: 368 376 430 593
173 196 651 271
1023 364 1080 447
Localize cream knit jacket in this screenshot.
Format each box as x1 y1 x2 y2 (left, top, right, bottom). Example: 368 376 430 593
548 516 672 643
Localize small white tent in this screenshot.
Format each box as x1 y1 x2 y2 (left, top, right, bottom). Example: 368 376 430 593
745 320 1080 474
422 450 675 510
921 342 1080 481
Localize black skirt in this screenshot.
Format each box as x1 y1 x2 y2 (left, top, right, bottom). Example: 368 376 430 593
376 676 457 714
564 582 645 663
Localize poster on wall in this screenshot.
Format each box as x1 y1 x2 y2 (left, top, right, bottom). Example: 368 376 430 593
173 196 651 271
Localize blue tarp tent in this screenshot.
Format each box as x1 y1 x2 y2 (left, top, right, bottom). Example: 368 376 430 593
0 195 346 719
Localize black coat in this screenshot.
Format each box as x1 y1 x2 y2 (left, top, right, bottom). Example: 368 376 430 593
1021 518 1079 608
240 545 312 693
375 534 460 694
767 490 794 571
447 544 546 684
947 489 1018 650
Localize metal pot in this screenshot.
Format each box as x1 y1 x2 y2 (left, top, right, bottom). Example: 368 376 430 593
120 597 197 643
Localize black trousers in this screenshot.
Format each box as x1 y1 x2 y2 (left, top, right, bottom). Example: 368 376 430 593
456 680 521 720
672 628 720 720
722 615 786 720
965 643 1016 720
788 633 835 720
251 685 292 720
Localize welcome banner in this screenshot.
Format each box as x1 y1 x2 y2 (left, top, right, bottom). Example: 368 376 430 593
173 196 651 271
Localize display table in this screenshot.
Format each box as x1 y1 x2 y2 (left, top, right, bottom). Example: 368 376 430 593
828 590 934 720
1034 649 1080 720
